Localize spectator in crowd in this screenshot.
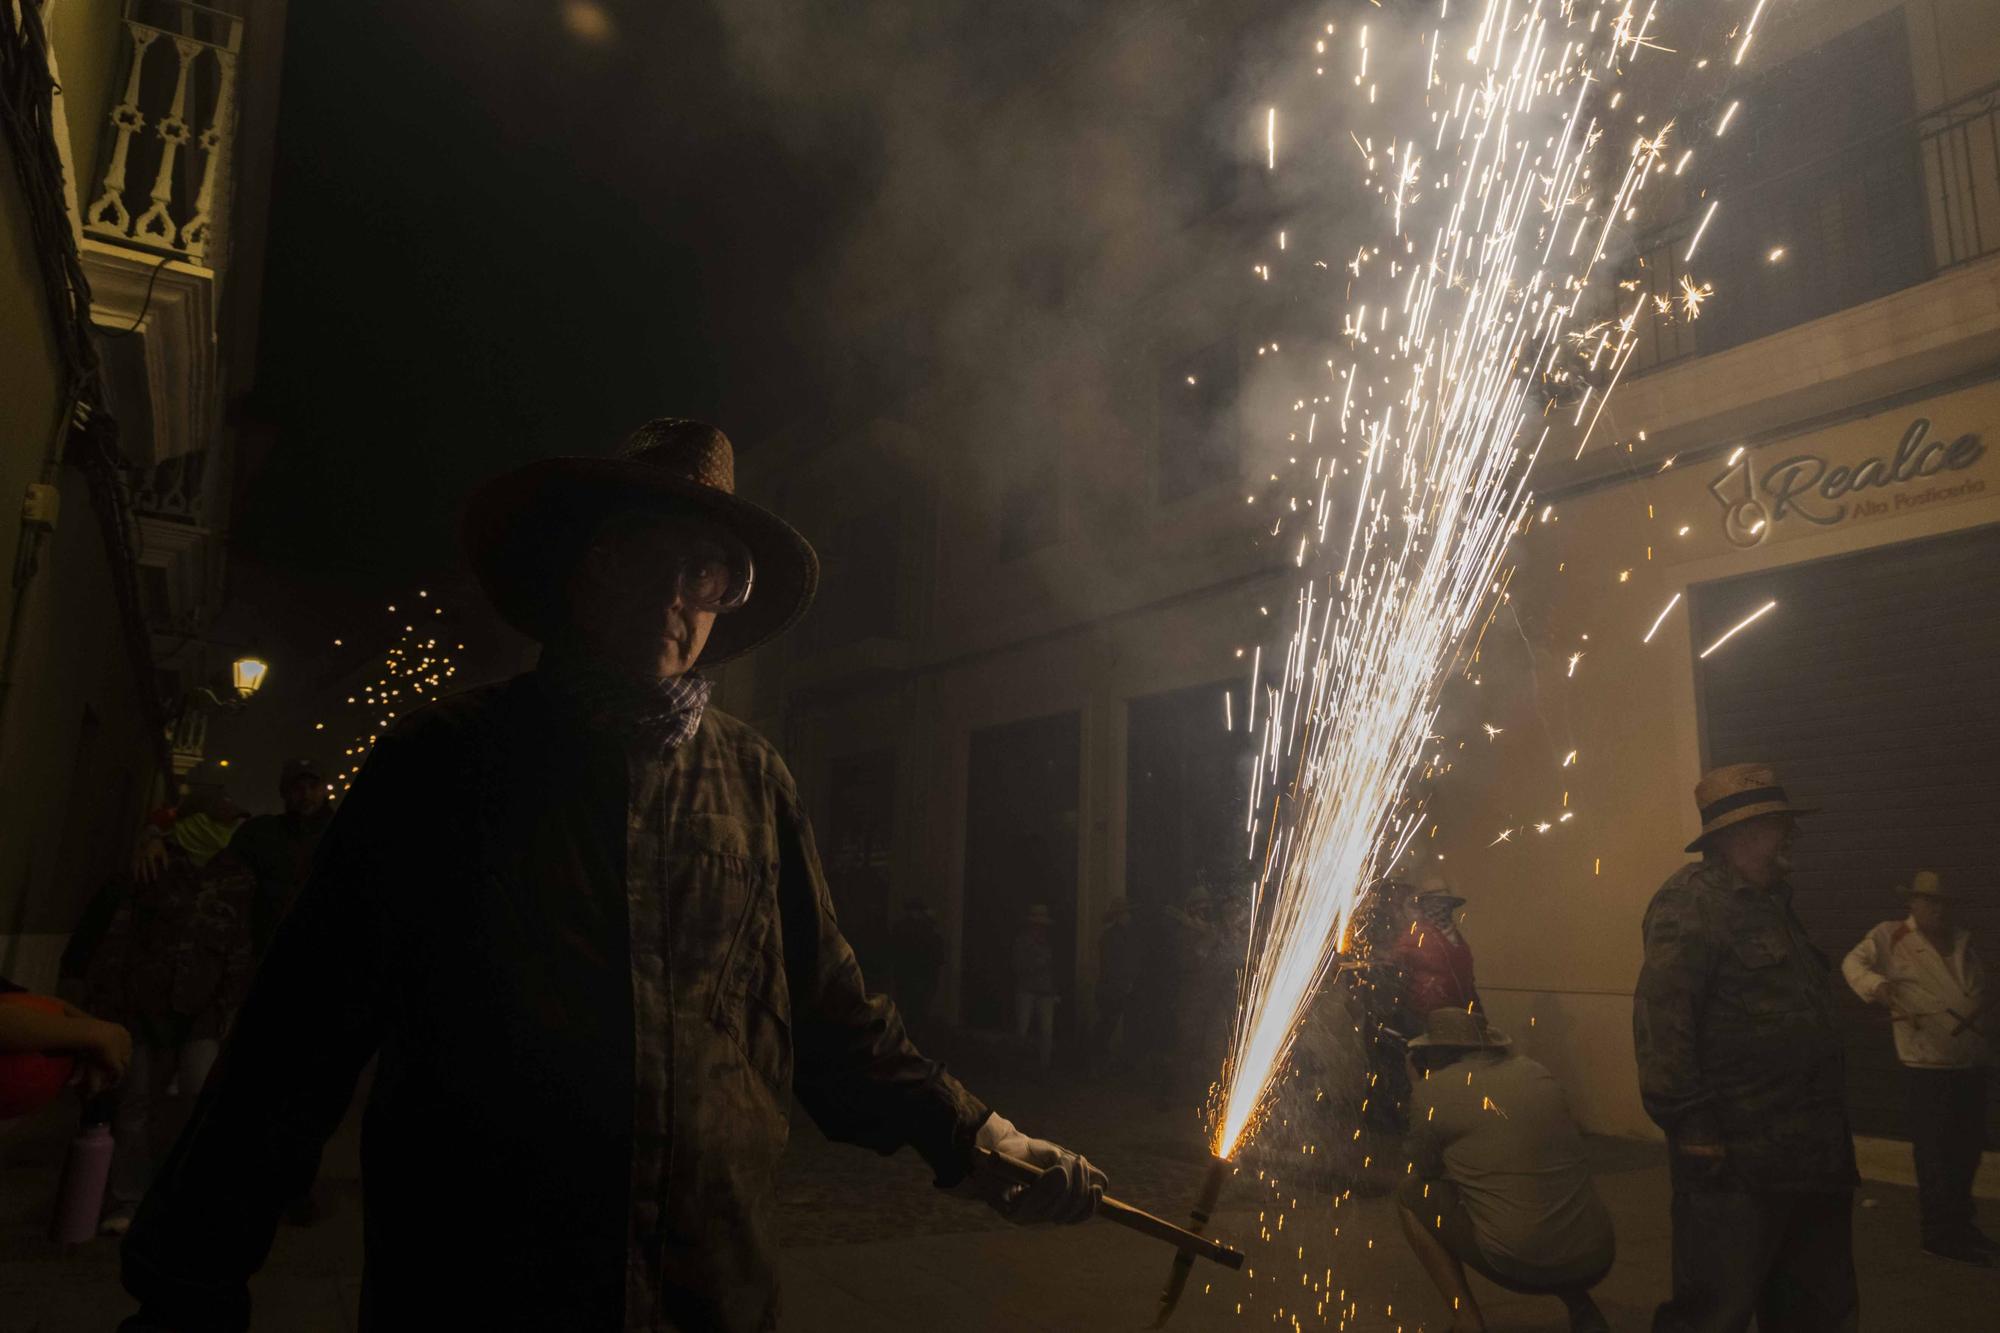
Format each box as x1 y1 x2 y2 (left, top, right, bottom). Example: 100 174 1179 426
230 758 333 960
1091 898 1136 1066
1398 1007 1614 1333
1843 869 1992 1266
1635 762 1856 1332
1390 877 1483 1019
1012 903 1059 1067
886 898 947 1031
85 760 254 1235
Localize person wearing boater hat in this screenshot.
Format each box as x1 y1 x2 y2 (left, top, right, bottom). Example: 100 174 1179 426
1635 762 1858 1332
116 420 1104 1332
1397 1008 1614 1333
1843 870 1992 1265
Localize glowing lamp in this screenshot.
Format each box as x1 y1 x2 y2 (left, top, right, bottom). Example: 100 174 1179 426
232 656 270 698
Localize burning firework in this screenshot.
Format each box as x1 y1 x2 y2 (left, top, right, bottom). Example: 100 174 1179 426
1212 0 1697 1166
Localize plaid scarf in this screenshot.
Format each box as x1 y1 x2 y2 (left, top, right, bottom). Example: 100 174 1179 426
538 640 713 752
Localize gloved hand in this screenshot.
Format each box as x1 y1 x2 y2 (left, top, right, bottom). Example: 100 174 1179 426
959 1112 1106 1224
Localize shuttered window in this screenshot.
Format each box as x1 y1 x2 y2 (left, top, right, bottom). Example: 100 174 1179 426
1692 521 2000 1142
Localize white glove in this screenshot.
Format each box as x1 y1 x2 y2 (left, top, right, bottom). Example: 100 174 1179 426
959 1113 1106 1225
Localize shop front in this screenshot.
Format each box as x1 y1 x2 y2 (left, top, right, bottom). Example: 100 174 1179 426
1425 374 2000 1158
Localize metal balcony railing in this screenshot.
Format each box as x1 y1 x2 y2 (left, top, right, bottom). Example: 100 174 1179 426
84 1 243 267
1922 82 2000 273
1613 80 2000 377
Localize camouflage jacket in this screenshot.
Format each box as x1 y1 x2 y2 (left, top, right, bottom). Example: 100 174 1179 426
1633 860 1857 1193
85 841 255 1041
122 672 989 1332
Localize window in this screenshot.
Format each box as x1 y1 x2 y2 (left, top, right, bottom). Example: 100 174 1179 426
1625 11 1926 370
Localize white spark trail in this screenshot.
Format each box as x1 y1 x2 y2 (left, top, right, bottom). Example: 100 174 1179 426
1213 0 1686 1159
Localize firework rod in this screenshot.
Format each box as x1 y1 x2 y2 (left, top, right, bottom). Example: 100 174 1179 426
1153 1153 1233 1328
972 1149 1244 1272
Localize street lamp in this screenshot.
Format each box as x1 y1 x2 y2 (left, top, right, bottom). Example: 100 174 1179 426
231 655 269 699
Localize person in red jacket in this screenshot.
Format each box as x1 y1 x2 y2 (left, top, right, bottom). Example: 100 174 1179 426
1389 879 1483 1020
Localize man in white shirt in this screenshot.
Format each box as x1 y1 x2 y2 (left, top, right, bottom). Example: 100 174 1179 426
1843 870 1992 1266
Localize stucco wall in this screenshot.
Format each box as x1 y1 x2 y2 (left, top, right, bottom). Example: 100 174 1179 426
1421 375 2000 1139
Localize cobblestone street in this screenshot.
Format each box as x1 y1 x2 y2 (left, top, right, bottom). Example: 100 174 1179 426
4 1040 1996 1330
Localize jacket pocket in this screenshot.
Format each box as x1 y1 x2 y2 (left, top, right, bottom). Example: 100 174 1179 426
1723 932 1805 1020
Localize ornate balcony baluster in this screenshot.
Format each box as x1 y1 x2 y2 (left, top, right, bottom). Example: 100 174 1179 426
180 45 236 261
131 35 198 248
85 2 246 266
83 21 156 237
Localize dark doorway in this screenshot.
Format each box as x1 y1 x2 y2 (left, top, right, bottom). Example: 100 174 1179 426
1126 680 1257 911
1692 522 2000 1142
824 748 898 985
961 711 1081 1035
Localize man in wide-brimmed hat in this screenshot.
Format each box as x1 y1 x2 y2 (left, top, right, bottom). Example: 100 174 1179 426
119 420 1104 1332
1397 1009 1614 1333
1843 870 1992 1265
1634 761 1858 1331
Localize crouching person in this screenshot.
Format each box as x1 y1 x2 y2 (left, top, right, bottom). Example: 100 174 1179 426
1397 1009 1615 1333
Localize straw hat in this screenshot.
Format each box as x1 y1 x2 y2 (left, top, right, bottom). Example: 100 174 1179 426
1894 870 1953 901
1406 1008 1511 1051
463 419 819 666
1685 761 1817 853
1024 904 1053 926
1416 873 1466 912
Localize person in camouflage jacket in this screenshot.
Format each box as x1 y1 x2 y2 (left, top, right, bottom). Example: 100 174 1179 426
1634 762 1857 1332
120 421 1104 1332
86 764 255 1229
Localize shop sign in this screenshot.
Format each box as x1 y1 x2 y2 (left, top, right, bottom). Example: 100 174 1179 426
1708 417 1986 547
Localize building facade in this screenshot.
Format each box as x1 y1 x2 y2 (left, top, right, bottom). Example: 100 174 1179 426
0 0 286 991
721 0 2000 1177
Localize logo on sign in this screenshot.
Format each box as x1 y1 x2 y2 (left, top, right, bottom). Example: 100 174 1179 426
1709 418 1985 547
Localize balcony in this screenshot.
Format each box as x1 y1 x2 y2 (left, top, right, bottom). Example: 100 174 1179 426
83 0 243 268
1619 80 2000 379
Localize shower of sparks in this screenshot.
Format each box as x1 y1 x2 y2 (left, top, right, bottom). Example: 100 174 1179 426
1698 599 1778 658
1643 591 1683 642
1212 0 1693 1161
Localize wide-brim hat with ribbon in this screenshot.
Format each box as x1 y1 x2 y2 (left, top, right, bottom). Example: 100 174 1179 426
1894 870 1953 901
1685 761 1818 853
462 419 819 667
1407 1007 1511 1051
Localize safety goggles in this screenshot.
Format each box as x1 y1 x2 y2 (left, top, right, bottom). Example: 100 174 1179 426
597 524 755 614
663 534 755 613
